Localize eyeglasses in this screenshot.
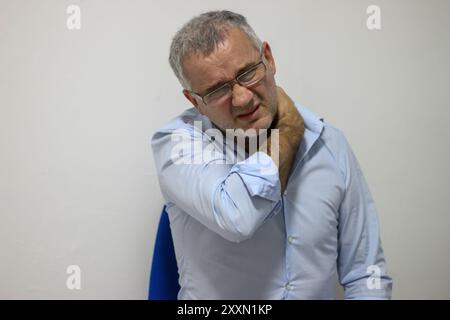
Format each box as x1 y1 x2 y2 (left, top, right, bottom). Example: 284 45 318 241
188 53 267 107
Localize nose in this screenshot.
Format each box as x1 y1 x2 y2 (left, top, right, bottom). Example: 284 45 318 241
231 83 254 108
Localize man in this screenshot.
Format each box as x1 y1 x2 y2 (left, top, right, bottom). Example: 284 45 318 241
151 10 393 299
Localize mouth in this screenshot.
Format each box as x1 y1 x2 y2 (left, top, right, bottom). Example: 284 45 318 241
237 104 260 122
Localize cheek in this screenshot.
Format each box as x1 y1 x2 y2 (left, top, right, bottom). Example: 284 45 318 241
259 77 276 98
258 83 277 111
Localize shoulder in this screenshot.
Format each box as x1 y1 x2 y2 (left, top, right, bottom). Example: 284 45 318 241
297 104 352 178
153 108 203 134
297 104 349 153
319 120 356 183
151 107 215 142
320 121 348 154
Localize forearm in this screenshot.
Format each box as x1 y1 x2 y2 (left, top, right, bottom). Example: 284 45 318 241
152 129 281 243
260 87 305 192
263 127 301 192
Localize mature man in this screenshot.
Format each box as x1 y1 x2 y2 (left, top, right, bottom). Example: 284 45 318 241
151 10 392 299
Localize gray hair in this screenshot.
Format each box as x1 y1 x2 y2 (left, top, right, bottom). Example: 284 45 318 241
169 10 263 89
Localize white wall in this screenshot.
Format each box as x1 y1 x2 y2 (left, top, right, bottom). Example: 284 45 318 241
0 0 449 299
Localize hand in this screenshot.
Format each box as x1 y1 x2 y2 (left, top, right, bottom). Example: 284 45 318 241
275 86 295 122
274 86 305 143
257 87 305 192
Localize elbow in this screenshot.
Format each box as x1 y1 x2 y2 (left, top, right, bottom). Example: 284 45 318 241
209 202 262 243
214 207 265 243
221 226 255 243
235 219 261 242
228 224 257 243
212 178 277 243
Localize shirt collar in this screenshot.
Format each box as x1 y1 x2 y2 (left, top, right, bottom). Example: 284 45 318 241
295 104 324 165
195 104 324 161
297 104 324 134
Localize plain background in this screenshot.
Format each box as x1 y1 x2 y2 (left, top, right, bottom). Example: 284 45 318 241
0 0 449 299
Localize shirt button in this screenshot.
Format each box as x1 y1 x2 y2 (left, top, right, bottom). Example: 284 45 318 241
285 283 293 290
288 236 294 244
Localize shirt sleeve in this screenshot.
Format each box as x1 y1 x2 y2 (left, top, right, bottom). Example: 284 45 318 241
336 133 393 299
151 126 282 243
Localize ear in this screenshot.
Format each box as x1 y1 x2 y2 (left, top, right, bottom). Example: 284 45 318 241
262 41 276 75
183 89 200 108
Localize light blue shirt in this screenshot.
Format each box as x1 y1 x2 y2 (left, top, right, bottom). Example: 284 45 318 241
151 104 393 299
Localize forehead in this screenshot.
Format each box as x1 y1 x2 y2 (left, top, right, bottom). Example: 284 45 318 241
182 28 260 91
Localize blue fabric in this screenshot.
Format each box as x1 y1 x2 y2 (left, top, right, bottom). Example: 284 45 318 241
148 206 180 300
151 105 393 299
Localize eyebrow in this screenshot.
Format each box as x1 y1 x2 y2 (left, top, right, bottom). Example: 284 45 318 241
203 61 258 94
